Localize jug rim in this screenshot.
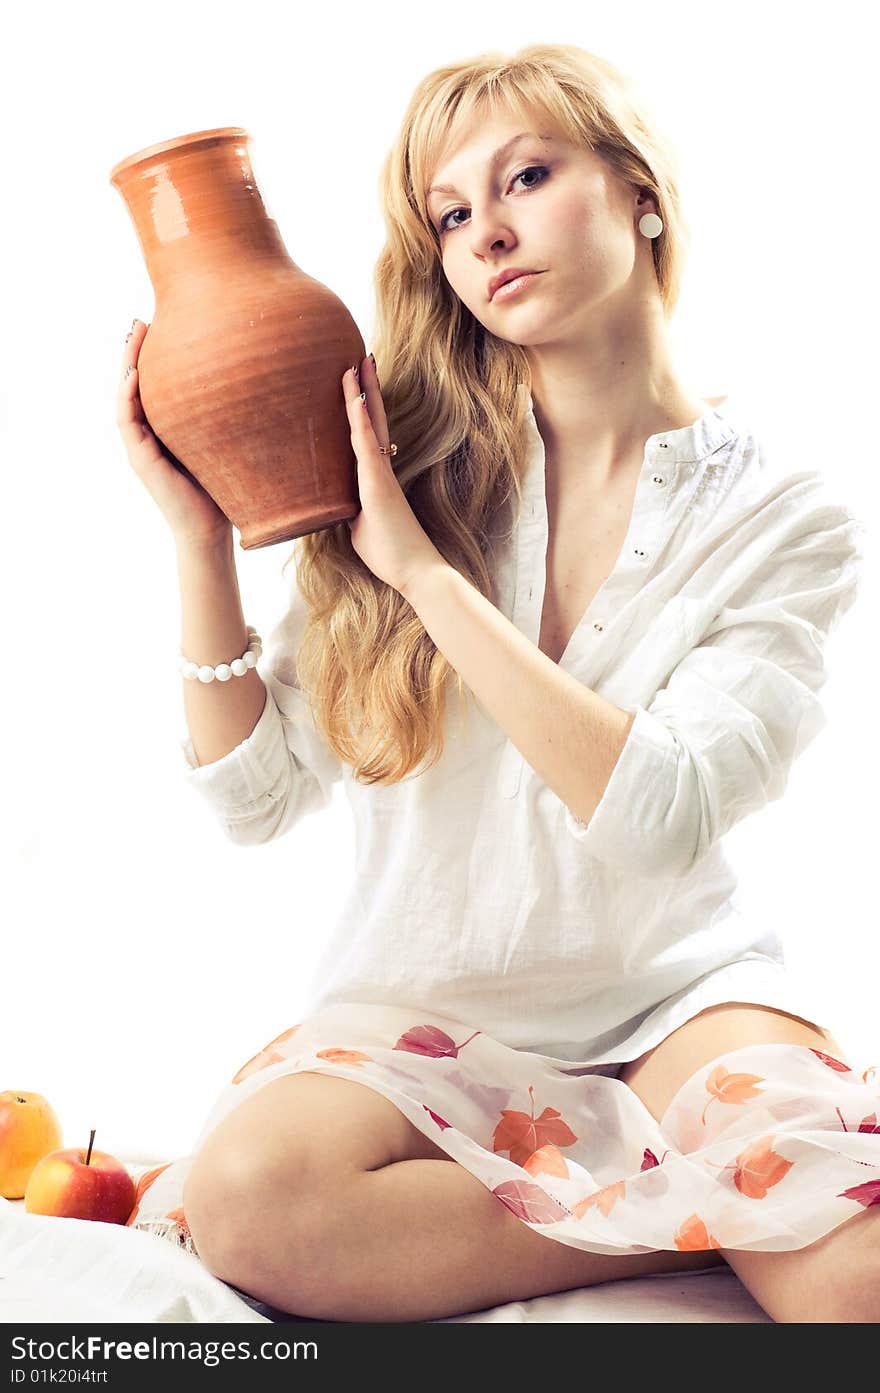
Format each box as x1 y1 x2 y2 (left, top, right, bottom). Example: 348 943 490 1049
110 127 251 185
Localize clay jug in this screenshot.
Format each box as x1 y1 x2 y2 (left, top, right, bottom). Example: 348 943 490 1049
110 127 364 549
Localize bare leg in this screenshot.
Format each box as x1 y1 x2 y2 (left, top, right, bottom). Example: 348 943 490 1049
216 1154 723 1323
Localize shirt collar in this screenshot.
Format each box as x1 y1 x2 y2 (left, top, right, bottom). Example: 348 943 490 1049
521 389 740 464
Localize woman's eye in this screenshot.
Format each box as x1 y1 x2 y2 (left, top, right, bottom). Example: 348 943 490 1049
437 165 549 235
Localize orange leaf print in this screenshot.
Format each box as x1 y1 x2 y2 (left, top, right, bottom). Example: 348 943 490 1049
125 1162 172 1226
701 1065 765 1126
230 1024 301 1084
491 1179 570 1225
734 1134 793 1199
265 1025 301 1050
231 1048 286 1085
674 1214 722 1252
492 1084 578 1167
706 1133 794 1199
315 1048 374 1067
523 1144 570 1179
572 1179 626 1219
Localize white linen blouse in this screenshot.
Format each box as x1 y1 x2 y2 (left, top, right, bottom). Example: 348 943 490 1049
178 392 867 1069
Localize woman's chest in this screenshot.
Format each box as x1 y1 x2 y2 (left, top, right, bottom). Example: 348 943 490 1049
537 467 641 665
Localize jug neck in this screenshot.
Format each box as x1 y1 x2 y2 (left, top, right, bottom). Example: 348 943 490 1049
113 135 291 296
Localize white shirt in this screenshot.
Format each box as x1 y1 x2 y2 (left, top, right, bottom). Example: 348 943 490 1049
179 392 867 1068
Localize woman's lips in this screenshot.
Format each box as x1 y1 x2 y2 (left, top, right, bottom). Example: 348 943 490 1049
491 271 544 302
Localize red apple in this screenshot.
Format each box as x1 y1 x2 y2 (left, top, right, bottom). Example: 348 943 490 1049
24 1129 136 1224
0 1090 64 1199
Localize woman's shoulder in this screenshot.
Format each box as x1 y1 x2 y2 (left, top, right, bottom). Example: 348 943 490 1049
701 395 867 550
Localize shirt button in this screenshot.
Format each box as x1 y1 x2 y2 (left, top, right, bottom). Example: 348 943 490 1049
652 474 666 485
634 548 648 558
593 621 604 632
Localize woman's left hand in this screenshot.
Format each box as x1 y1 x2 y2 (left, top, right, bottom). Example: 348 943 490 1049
342 356 444 598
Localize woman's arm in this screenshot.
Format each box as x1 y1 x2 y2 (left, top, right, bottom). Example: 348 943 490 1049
176 532 268 768
402 494 866 879
401 563 635 826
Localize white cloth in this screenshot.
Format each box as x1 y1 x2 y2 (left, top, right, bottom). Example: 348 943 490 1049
0 1196 271 1323
178 393 866 1068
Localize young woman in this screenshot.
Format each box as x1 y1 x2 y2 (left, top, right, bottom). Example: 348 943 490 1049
116 44 878 1323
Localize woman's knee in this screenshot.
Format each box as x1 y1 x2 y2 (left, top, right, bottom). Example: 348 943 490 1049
179 1068 453 1273
181 1145 250 1274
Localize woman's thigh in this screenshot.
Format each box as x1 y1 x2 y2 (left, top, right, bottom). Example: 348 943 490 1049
616 1001 845 1121
617 1001 880 1321
183 1069 454 1214
183 1065 734 1310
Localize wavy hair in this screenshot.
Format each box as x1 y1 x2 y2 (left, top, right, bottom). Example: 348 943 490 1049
281 42 690 785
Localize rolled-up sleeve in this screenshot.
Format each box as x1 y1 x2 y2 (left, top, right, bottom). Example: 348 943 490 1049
179 571 343 845
564 500 867 878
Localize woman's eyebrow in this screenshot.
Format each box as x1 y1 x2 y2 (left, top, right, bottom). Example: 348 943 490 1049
427 133 555 201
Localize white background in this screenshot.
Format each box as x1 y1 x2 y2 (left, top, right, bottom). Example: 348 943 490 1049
2 0 877 1162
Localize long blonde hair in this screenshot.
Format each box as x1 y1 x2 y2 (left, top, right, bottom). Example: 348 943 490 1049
282 42 690 785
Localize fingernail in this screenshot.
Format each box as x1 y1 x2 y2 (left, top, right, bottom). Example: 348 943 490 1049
350 363 359 379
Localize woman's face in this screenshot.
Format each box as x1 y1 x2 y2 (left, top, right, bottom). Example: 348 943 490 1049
426 109 655 344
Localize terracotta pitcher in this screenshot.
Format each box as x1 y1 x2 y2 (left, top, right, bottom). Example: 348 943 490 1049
110 127 364 548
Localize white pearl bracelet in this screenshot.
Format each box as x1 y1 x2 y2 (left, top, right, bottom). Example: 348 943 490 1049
178 625 263 683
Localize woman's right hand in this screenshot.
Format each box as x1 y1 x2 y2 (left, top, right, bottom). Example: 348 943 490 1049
116 319 233 550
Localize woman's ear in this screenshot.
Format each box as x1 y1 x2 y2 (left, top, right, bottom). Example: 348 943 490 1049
635 185 658 217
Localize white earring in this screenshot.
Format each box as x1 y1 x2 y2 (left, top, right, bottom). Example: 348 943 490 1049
639 212 663 239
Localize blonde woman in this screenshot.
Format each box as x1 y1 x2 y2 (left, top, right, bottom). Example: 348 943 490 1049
117 44 877 1323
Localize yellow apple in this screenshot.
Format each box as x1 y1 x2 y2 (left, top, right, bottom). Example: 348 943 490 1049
24 1129 136 1224
0 1090 64 1199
